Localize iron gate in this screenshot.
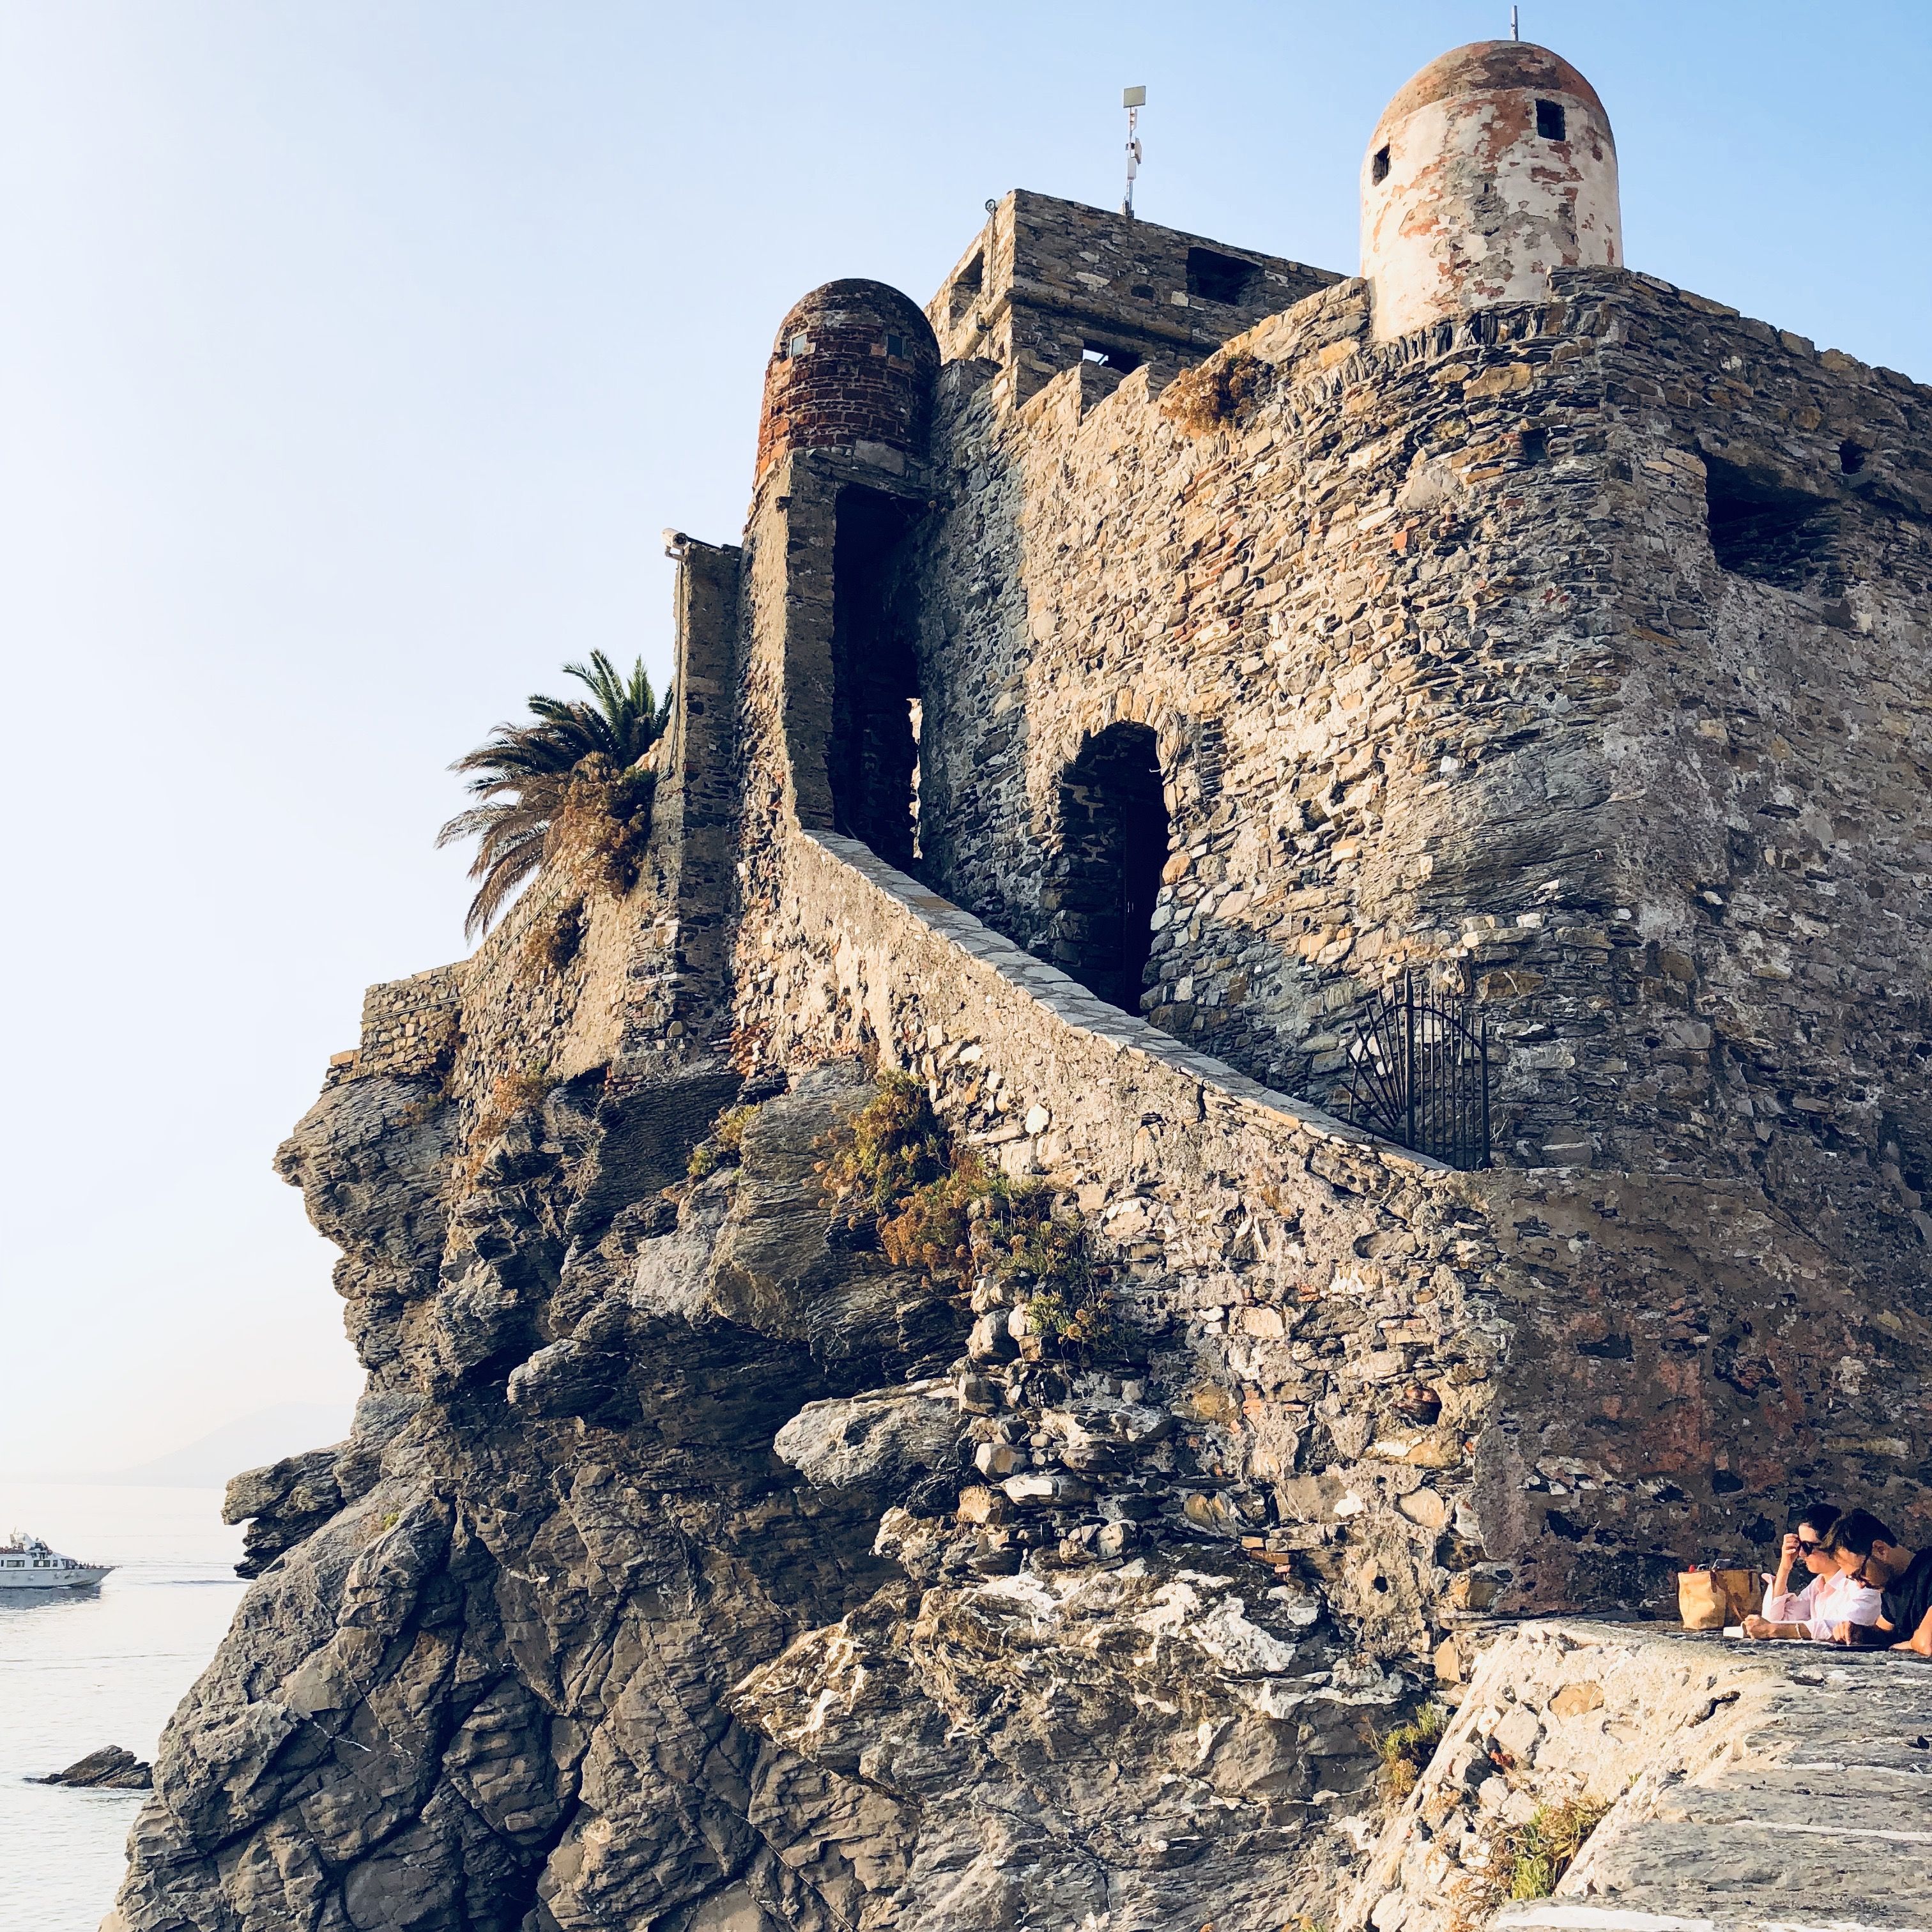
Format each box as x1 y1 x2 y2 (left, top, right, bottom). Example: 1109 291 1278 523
1338 974 1491 1170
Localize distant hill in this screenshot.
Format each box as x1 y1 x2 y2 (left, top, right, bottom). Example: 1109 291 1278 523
111 1403 355 1489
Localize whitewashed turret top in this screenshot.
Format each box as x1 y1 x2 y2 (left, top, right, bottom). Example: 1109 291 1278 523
1361 39 1621 343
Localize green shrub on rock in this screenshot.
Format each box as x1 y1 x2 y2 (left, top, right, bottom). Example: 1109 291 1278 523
1376 1702 1448 1800
1504 1797 1610 1900
687 1103 759 1181
813 1074 1119 1361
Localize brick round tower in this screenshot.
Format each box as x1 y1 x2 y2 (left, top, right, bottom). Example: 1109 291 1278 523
1361 40 1620 344
755 279 939 483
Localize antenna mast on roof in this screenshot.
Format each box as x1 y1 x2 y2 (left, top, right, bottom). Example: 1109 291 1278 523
1510 6 1520 37
1121 86 1146 219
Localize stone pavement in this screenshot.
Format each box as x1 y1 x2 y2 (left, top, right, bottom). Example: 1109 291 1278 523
1498 1634 1932 1932
1344 1621 1932 1932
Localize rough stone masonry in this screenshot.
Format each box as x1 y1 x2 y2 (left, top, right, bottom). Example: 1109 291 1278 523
111 34 1932 1932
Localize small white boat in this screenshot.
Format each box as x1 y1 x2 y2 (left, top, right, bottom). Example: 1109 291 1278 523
0 1531 112 1590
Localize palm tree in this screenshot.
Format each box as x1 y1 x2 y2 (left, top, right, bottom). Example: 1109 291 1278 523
438 651 671 939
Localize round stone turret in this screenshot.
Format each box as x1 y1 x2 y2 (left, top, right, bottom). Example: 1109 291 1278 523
755 279 939 483
1361 40 1621 343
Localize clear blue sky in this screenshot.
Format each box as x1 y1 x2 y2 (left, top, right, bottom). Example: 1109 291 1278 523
2 1 1927 1475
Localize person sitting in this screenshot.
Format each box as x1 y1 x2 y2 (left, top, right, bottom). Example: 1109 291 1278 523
1825 1510 1932 1652
1741 1503 1882 1641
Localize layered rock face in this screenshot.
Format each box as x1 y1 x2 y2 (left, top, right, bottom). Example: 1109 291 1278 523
111 1041 1420 1932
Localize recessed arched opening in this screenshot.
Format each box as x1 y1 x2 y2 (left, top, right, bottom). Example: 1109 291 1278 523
1054 722 1169 1014
829 484 923 871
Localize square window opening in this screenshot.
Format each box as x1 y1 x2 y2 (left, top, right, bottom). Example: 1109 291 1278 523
1372 144 1392 185
786 333 810 359
1186 247 1261 306
1705 454 1839 590
1535 99 1567 141
949 250 985 324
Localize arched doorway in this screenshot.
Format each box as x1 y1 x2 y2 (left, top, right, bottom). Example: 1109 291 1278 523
1055 722 1169 1013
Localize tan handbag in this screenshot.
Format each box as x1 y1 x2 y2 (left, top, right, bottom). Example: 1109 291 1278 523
1678 1568 1757 1630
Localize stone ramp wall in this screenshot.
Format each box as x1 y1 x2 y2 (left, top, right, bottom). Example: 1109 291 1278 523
746 826 1531 1658
775 827 1430 1189
745 829 1932 1622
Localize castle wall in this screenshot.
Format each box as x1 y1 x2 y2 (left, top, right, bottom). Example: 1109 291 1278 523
342 963 465 1085
731 825 1932 1621
624 534 744 1053
905 264 1932 1297
719 241 1932 1609
928 190 1338 407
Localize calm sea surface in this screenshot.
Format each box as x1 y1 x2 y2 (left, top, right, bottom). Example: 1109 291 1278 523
0 1483 245 1931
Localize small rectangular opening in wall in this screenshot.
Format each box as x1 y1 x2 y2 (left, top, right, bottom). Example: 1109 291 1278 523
1703 454 1839 590
949 250 984 325
1535 98 1566 141
1186 247 1262 306
1372 145 1391 184
1083 341 1142 373
1193 716 1227 803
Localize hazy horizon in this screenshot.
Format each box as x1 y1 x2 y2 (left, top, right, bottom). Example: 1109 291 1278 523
0 1401 357 1487
3 0 1927 1474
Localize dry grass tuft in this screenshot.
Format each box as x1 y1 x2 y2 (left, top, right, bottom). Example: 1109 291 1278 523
1160 349 1271 437
519 899 585 977
547 756 657 902
816 1073 951 1215
1502 1796 1611 1900
1376 1702 1450 1800
456 1065 553 1184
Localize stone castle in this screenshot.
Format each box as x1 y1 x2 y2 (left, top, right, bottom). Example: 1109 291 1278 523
112 40 1932 1932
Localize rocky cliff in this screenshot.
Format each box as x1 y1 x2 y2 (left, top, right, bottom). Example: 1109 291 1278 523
105 814 1932 1932
108 1013 1432 1931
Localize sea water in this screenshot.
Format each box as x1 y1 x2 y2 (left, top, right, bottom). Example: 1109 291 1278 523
0 1483 245 1931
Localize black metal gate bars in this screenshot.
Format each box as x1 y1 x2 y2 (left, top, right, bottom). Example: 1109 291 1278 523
1339 973 1491 1170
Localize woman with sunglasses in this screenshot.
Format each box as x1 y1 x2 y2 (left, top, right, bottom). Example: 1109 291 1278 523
1741 1503 1883 1641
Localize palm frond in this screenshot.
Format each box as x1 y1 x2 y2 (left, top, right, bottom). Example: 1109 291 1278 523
439 653 673 936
